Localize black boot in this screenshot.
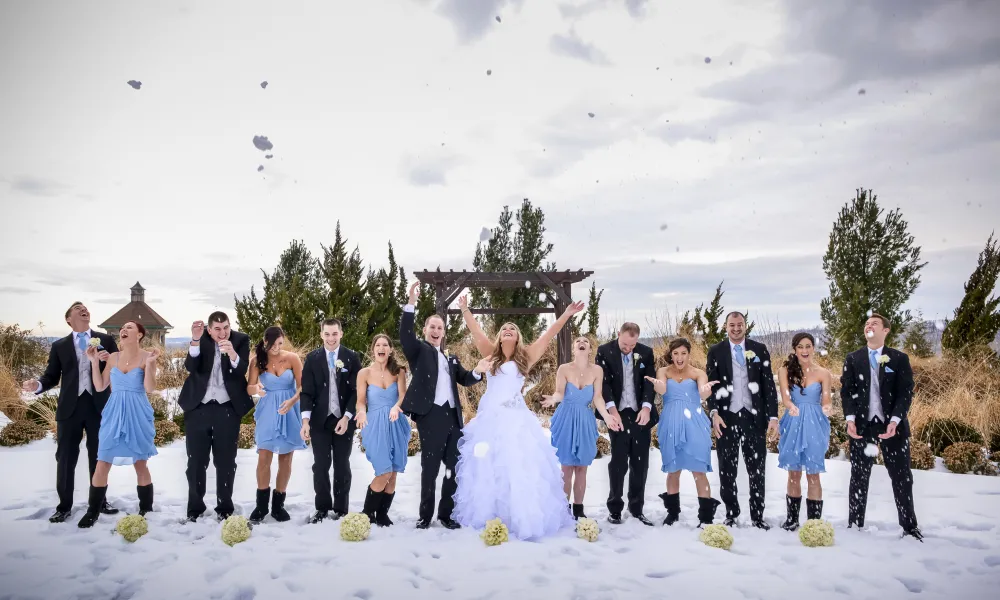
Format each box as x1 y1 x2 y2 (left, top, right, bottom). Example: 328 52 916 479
697 497 721 528
137 484 154 516
659 492 681 526
572 504 587 520
77 485 107 529
271 490 290 522
806 499 823 521
249 488 270 524
781 495 801 531
376 491 395 527
362 487 381 524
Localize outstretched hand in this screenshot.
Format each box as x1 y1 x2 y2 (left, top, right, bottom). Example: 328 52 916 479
699 380 720 396
408 282 420 305
458 295 469 311
606 413 624 432
562 301 586 318
540 394 557 408
475 356 492 375
644 375 666 395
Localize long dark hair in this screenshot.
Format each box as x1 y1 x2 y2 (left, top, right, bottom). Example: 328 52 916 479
664 338 692 366
255 326 284 373
370 334 403 376
786 332 816 392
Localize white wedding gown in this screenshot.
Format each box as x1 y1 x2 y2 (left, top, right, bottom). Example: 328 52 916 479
453 361 575 540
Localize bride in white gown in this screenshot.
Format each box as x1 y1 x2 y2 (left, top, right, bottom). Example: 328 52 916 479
452 294 585 540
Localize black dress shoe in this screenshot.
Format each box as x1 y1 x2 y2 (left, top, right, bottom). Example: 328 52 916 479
752 520 771 531
631 513 654 527
308 510 328 524
903 527 924 542
439 517 461 530
49 510 72 524
216 512 233 522
415 518 431 529
607 513 623 525
101 500 119 515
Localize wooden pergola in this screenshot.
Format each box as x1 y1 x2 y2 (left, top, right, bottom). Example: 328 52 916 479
413 269 594 364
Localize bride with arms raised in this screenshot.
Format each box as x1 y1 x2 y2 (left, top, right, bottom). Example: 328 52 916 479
452 294 585 540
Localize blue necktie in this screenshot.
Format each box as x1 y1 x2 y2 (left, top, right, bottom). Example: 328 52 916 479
328 353 336 369
734 344 745 366
623 354 629 365
869 349 878 370
77 332 88 351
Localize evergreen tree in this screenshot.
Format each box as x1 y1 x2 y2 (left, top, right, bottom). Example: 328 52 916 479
820 188 926 358
362 243 407 350
686 281 756 352
573 282 603 337
320 223 369 352
902 311 935 358
942 233 1000 355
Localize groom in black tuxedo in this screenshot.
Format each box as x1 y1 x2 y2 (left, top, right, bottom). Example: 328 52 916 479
399 283 483 530
595 322 658 526
300 318 362 523
23 302 119 522
178 312 254 521
706 311 778 529
841 313 921 540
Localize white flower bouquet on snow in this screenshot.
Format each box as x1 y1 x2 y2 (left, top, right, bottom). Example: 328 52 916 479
221 515 251 547
798 519 835 547
576 518 599 542
339 512 371 541
481 518 509 546
698 524 733 550
115 514 148 543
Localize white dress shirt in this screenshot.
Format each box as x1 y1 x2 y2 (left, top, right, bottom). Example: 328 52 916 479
845 346 902 425
604 351 652 412
189 343 234 404
301 346 353 421
36 330 94 395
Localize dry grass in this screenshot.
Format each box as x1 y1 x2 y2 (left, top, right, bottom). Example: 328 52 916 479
908 352 1000 450
0 354 27 421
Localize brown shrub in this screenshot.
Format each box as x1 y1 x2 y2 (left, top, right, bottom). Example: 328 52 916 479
154 348 189 389
0 420 47 446
407 427 420 456
908 353 1000 453
942 442 987 474
153 419 181 446
238 423 255 449
910 441 935 470
148 393 169 420
595 435 610 458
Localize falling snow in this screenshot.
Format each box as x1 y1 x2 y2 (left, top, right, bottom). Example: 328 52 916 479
260 81 268 89
473 442 490 458
683 408 691 419
864 443 879 458
252 135 273 152
479 227 492 242
748 382 760 394
126 80 141 90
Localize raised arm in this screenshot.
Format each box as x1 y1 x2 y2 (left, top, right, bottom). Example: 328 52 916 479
458 295 495 357
143 349 160 394
696 368 717 400
644 366 668 396
526 301 585 366
399 282 422 362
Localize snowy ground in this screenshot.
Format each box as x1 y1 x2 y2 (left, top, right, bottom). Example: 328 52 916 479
1 432 999 600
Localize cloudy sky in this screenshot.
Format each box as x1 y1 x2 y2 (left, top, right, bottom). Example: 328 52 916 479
1 0 998 338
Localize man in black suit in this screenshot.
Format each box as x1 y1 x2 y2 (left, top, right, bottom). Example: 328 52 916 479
23 302 119 523
300 318 362 523
706 311 778 529
841 313 922 540
399 282 484 530
178 312 254 521
595 322 657 525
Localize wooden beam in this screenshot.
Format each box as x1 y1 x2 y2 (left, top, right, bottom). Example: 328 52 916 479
535 271 572 304
442 272 473 306
413 271 593 286
446 307 556 315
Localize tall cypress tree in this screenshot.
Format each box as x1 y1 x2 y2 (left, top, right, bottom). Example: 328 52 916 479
820 188 926 358
573 282 603 337
941 233 1000 355
320 223 369 352
902 310 935 358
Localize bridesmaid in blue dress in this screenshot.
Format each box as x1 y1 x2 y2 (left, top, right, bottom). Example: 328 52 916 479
541 337 623 519
777 332 833 531
247 326 306 524
79 321 158 528
355 334 410 526
644 338 722 527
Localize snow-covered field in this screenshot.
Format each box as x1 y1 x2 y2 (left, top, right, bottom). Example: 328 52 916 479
1 433 999 600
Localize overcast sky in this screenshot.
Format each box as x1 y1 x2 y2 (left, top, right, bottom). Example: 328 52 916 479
1 0 998 338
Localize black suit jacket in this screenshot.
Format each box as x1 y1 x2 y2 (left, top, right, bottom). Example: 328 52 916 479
37 330 119 420
300 346 362 425
840 346 914 438
594 340 659 428
398 309 480 425
178 331 254 417
706 338 778 431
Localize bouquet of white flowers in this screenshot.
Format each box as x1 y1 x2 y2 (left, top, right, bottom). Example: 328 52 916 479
481 518 509 546
798 519 835 547
221 515 252 547
339 512 371 542
115 514 148 543
699 524 734 550
576 518 599 542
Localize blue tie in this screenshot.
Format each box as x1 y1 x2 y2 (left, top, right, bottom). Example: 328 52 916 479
869 349 878 370
734 344 745 366
623 354 629 365
77 332 88 351
328 353 336 369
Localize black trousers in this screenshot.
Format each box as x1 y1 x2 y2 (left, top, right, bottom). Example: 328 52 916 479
607 408 651 516
54 392 101 512
310 414 355 513
416 403 462 521
716 408 767 521
849 418 918 530
185 401 240 517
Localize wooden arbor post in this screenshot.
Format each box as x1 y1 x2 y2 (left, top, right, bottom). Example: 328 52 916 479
412 269 594 365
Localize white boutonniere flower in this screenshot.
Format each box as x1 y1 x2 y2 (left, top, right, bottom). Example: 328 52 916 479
335 359 345 369
88 338 101 348
632 352 639 361
744 350 756 360
444 349 451 357
877 355 890 365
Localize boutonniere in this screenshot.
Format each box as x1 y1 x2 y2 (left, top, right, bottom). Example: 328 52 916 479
444 349 451 357
877 355 890 365
744 350 756 360
335 359 345 369
632 352 639 361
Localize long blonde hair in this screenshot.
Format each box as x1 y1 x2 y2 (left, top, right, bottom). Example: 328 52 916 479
488 322 531 376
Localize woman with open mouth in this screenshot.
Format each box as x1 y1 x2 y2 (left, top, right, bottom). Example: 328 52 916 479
355 334 411 526
79 321 159 528
542 336 623 519
247 326 306 524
